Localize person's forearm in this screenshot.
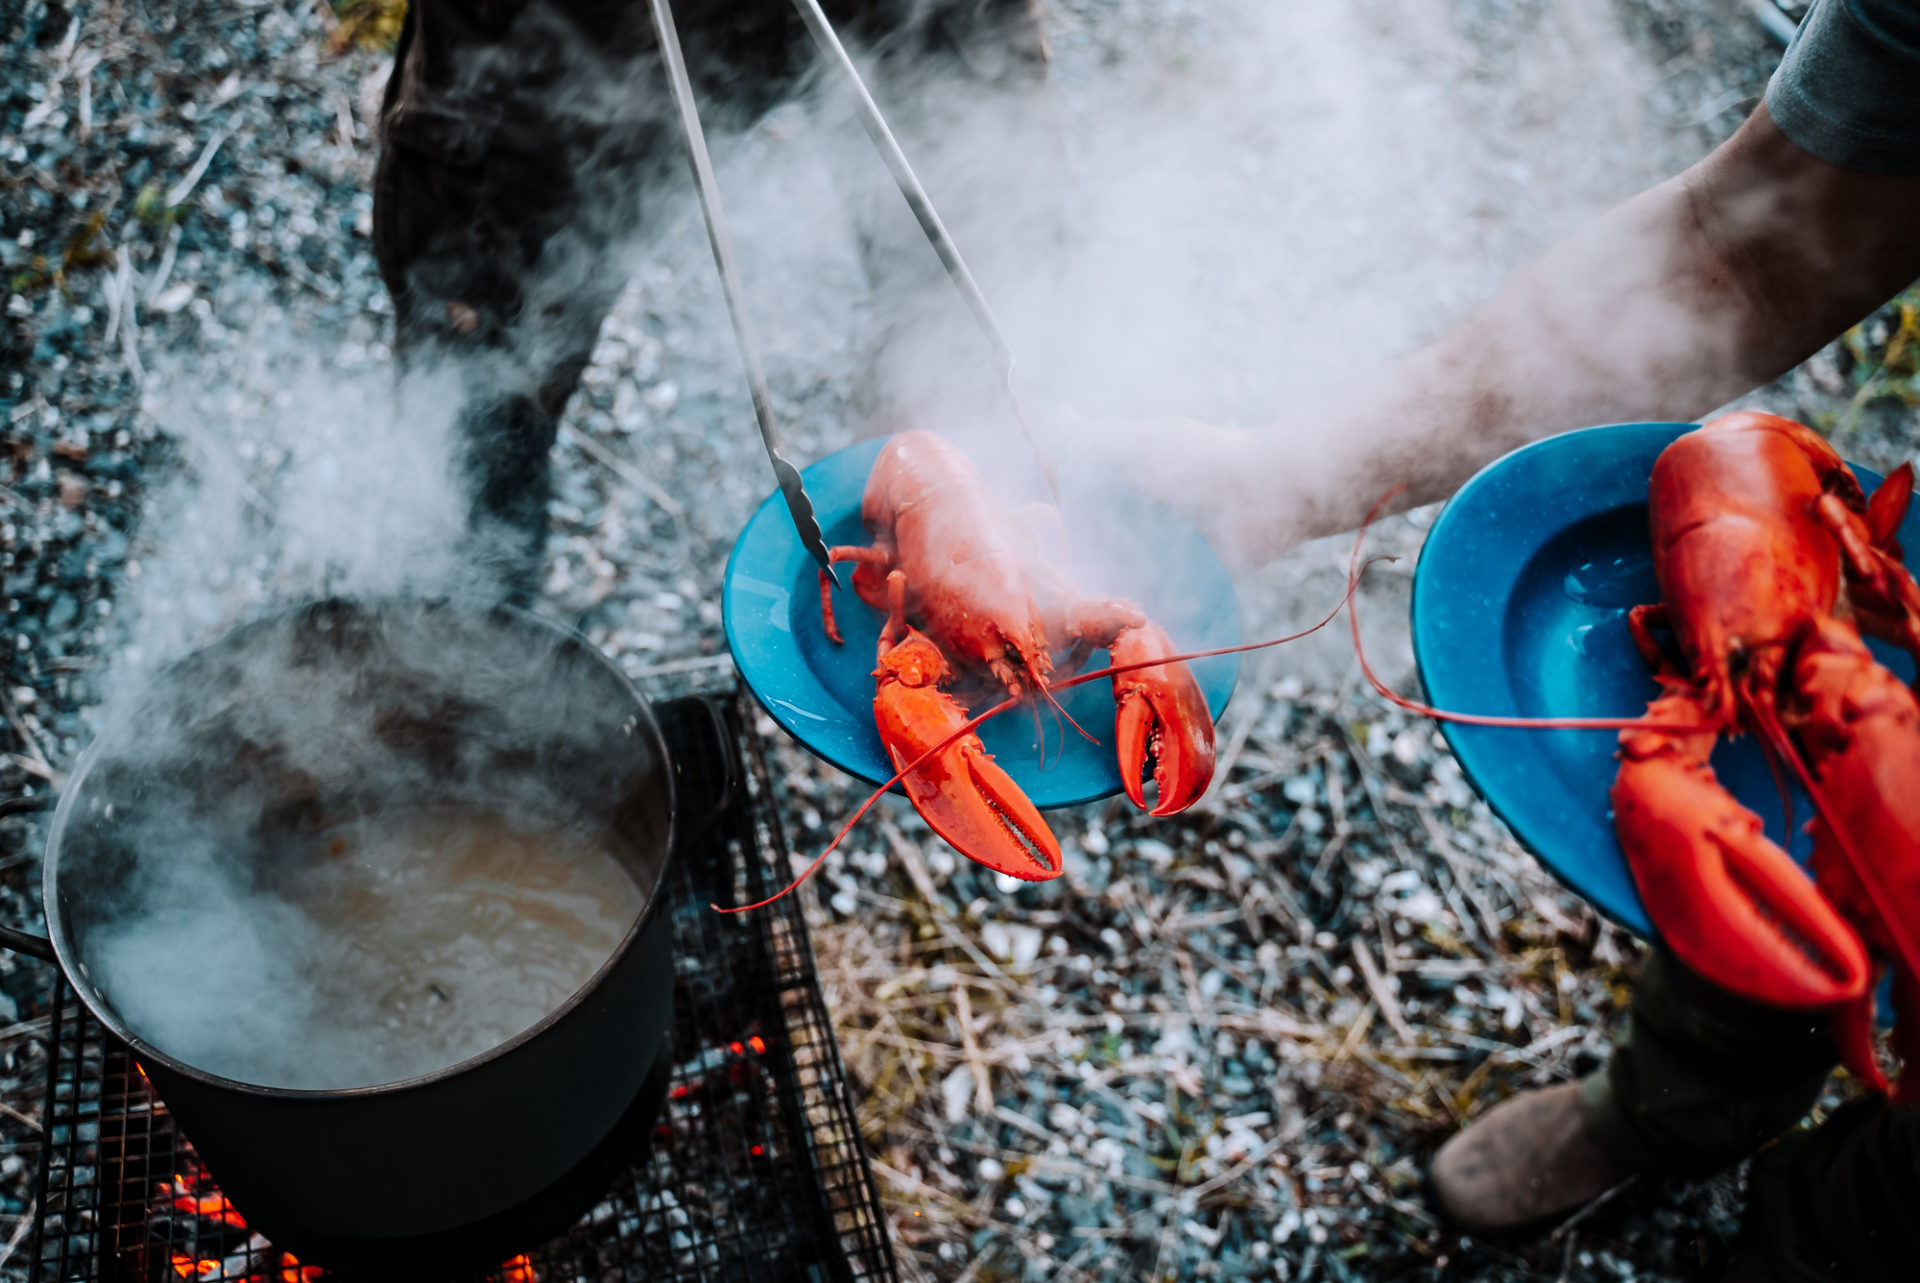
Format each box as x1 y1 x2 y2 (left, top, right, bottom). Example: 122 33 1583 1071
1231 106 1920 557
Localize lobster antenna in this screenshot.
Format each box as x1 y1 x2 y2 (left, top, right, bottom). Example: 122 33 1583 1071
712 695 1022 915
1037 679 1102 747
1345 487 1718 734
1753 729 1797 851
722 485 1732 916
712 577 1371 915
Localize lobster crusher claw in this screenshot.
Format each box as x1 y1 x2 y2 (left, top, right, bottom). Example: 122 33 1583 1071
872 630 1064 881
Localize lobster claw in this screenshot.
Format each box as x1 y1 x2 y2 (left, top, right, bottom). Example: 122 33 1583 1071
1611 688 1871 1008
872 629 1062 881
1108 621 1218 817
1791 617 1920 1096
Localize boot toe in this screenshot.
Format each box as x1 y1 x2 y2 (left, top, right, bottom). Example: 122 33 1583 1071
1428 1081 1634 1234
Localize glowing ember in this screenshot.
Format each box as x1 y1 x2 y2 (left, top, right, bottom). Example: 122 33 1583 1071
280 1252 323 1282
169 1254 218 1278
167 1177 248 1229
501 1253 537 1282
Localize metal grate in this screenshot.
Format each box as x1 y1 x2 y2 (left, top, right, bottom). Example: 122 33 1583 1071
23 689 899 1283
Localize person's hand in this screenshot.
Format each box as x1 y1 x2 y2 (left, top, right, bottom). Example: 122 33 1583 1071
1032 403 1284 566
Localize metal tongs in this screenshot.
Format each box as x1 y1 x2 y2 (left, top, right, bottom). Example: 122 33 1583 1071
645 0 1057 581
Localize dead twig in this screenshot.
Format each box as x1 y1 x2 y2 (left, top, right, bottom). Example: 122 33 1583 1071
0 1200 33 1272
165 128 230 209
952 983 994 1119
1353 938 1415 1045
0 687 58 784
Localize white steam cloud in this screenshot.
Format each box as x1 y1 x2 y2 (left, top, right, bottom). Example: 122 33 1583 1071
76 0 1680 1081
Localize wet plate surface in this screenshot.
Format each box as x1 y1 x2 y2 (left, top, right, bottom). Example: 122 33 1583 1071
724 436 1241 808
1412 421 1918 936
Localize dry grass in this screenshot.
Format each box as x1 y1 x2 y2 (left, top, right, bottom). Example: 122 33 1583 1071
771 680 1747 1281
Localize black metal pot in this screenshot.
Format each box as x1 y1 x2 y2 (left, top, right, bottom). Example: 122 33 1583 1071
0 598 693 1271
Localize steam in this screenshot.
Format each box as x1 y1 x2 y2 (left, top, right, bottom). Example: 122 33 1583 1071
107 355 481 696
657 0 1677 680
76 0 1679 1083
73 604 661 1089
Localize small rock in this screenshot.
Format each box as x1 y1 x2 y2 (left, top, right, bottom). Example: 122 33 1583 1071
940 1065 974 1124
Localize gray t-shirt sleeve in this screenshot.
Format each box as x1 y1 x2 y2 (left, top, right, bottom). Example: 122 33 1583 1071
1766 0 1920 174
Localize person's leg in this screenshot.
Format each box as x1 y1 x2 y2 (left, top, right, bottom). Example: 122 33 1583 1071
1430 946 1837 1229
1722 1092 1920 1282
1579 946 1839 1175
373 0 675 597
374 0 1051 596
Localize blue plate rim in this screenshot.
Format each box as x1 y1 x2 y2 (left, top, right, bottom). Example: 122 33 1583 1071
1412 421 1684 937
1410 420 1901 939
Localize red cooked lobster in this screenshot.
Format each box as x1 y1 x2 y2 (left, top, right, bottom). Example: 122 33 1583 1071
816 431 1217 881
1352 410 1920 1097
1609 411 1920 1097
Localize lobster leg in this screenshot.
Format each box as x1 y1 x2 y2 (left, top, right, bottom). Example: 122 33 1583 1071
1068 602 1217 816
871 628 1063 881
1612 681 1871 1008
1830 985 1889 1094
818 546 895 645
1626 604 1673 672
1816 463 1920 664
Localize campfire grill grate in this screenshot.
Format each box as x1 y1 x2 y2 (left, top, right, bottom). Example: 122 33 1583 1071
22 686 899 1283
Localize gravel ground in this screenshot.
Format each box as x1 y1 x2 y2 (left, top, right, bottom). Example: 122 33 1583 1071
2 1 1915 1281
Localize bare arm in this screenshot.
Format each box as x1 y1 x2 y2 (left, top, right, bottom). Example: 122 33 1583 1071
1073 105 1920 563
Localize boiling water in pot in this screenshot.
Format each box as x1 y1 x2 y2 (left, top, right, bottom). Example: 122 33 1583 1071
87 807 645 1090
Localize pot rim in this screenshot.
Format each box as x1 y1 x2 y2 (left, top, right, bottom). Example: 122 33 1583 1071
40 595 679 1100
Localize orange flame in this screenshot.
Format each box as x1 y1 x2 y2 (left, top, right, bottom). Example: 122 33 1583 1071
280 1252 323 1282
501 1254 536 1282
747 1035 766 1054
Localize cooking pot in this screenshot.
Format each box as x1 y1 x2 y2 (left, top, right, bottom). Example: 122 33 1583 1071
0 598 704 1272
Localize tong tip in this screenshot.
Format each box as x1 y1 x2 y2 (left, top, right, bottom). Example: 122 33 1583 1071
770 455 842 586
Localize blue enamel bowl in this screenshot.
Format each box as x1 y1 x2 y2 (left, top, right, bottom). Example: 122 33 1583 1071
1410 421 1917 936
723 436 1242 807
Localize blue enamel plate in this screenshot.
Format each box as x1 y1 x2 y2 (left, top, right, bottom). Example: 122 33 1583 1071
724 435 1242 807
1411 421 1917 937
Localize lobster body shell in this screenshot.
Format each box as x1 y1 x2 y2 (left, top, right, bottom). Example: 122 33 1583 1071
857 432 1053 695
1645 414 1854 713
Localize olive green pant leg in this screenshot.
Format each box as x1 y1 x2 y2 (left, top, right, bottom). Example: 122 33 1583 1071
1741 1094 1920 1283
1575 947 1837 1176
1567 948 1917 1278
